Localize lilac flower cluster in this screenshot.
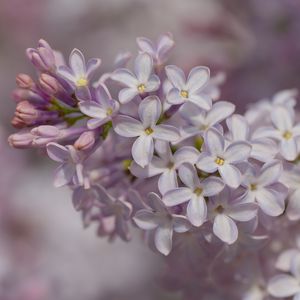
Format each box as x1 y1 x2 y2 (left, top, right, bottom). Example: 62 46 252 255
9 34 300 298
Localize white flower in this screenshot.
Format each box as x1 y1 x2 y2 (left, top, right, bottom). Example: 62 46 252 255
163 163 224 226
134 192 191 256
113 96 180 167
111 53 160 104
196 128 252 188
165 65 211 110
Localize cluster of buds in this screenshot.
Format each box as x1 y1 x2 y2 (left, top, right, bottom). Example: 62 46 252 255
9 34 300 299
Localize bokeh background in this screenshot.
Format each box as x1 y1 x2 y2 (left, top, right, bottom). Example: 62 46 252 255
1 0 300 299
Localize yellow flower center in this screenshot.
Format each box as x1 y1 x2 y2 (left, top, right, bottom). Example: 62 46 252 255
215 157 225 166
145 127 154 135
250 183 257 191
215 205 224 214
180 90 189 99
76 77 88 87
283 131 293 140
106 108 113 116
194 187 203 196
137 83 146 93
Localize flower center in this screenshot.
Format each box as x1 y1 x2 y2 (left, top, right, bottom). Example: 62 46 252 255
137 83 146 93
215 205 224 214
76 77 88 87
145 127 154 135
283 130 293 140
250 183 257 191
194 187 203 196
180 90 189 99
215 157 225 166
106 108 113 116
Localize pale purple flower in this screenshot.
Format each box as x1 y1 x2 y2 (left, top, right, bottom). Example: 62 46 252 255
130 140 200 194
163 163 224 226
268 254 300 299
208 188 257 244
240 160 287 217
46 142 84 187
134 192 191 255
227 114 278 162
180 101 235 139
254 106 300 161
79 84 119 129
57 48 101 93
196 128 252 188
165 65 211 110
96 185 132 241
110 53 160 104
136 33 174 66
113 96 180 167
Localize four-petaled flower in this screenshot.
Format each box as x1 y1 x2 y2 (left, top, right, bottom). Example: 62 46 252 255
113 96 180 167
165 65 211 110
163 163 224 226
196 128 252 188
111 53 160 104
134 192 191 255
79 83 119 129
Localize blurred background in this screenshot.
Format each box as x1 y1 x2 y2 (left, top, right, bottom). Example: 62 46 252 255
1 0 300 299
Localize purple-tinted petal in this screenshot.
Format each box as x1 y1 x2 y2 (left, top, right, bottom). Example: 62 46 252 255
157 33 174 64
280 138 298 161
251 139 278 162
276 249 300 272
224 141 251 163
69 48 86 76
196 153 218 173
132 135 154 167
119 87 138 104
155 140 173 162
138 95 161 128
134 210 159 230
130 156 166 178
145 74 160 92
268 275 300 298
172 215 191 233
165 65 186 89
154 224 173 256
111 68 138 87
134 53 153 82
186 66 210 93
136 37 155 56
258 160 282 186
187 195 207 227
188 93 212 111
86 58 101 78
226 114 249 141
113 115 143 137
256 188 285 216
79 102 107 119
219 164 242 188
227 203 257 222
207 101 235 127
213 214 238 245
174 146 200 167
158 169 178 195
271 106 293 131
178 163 200 189
47 142 69 162
147 192 167 212
287 190 300 221
153 124 180 142
87 118 109 130
205 128 224 155
94 83 111 106
163 188 193 206
57 65 75 85
202 176 225 196
166 88 184 105
54 163 75 187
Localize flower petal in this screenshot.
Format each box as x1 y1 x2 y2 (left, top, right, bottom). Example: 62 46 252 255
136 37 155 56
258 160 282 186
69 48 86 76
271 106 293 131
287 190 300 221
226 114 249 141
163 188 193 206
119 87 138 104
268 274 300 298
227 203 257 222
188 93 212 111
186 66 210 93
158 169 178 195
256 188 285 216
86 58 101 78
79 102 107 119
196 153 218 173
54 163 75 187
130 156 166 178
113 115 143 137
145 74 160 92
111 68 138 87
165 65 186 89
202 176 225 196
47 142 69 162
219 164 242 188
280 138 298 161
132 135 154 167
178 163 200 190
207 101 235 127
224 141 251 163
134 53 153 83
174 146 200 166
166 88 184 105
187 195 207 227
205 128 224 156
138 95 161 128
153 124 180 142
154 224 173 256
213 214 238 244
134 210 159 230
172 215 191 233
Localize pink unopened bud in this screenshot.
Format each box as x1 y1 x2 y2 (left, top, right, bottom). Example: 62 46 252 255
8 131 34 149
31 125 60 138
39 73 59 94
74 131 96 151
16 73 34 89
14 101 39 127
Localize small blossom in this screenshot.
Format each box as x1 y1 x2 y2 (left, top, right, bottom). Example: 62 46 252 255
113 96 180 167
111 53 160 104
196 128 252 188
165 65 211 110
240 160 287 217
163 163 224 226
46 142 84 187
130 140 200 194
136 32 174 66
79 84 119 129
134 192 191 255
208 188 257 244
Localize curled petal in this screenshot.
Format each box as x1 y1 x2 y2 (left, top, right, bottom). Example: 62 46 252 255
188 93 212 111
47 142 69 162
172 215 191 233
145 74 160 92
134 210 159 230
86 58 101 78
69 48 86 76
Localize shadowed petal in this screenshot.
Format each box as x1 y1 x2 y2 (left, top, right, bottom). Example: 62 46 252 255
213 214 238 245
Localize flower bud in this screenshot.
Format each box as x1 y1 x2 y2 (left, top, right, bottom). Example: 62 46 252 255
16 73 34 89
8 131 34 148
14 101 39 126
74 131 96 151
39 73 59 95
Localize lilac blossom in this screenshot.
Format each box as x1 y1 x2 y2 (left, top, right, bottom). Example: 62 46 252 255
136 32 174 66
113 96 180 167
130 140 200 194
196 128 252 188
79 84 119 129
207 189 257 244
239 160 287 217
111 53 160 104
134 193 190 255
165 65 211 110
163 163 224 226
